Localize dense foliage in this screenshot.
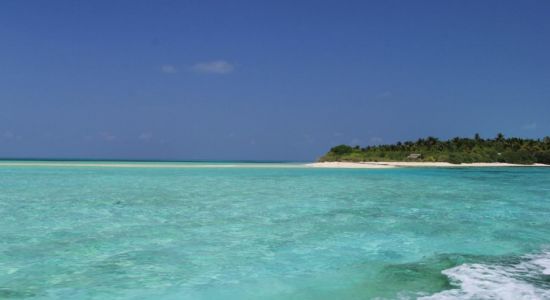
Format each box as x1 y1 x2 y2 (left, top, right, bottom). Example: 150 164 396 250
320 134 550 164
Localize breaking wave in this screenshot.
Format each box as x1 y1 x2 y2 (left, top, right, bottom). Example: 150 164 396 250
420 250 550 300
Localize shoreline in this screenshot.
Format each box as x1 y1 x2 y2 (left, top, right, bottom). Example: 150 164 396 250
0 160 548 169
307 161 550 169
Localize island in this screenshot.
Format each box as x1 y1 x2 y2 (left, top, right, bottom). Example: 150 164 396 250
315 134 550 167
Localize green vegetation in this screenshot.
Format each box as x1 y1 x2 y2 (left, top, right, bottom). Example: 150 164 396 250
320 134 550 164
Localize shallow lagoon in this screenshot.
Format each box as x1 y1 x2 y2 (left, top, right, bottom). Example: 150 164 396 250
1 163 549 299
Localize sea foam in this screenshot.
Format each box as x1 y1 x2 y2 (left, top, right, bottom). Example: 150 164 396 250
421 251 550 300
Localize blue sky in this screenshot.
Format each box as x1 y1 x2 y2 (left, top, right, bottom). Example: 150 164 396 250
1 1 549 161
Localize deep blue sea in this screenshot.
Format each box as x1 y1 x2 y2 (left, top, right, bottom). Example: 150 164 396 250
1 162 550 299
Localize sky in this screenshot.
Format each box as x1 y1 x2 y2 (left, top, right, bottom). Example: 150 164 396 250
1 0 549 161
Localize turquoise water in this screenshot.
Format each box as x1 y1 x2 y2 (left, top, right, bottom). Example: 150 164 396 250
1 163 550 299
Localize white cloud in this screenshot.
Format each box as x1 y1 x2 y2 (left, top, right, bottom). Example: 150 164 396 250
377 91 392 99
522 122 537 130
351 138 362 145
192 60 234 74
370 137 383 144
138 132 153 141
303 134 315 143
1 131 15 140
0 130 21 141
100 132 117 141
161 64 177 74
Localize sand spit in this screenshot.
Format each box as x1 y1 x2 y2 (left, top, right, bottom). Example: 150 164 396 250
307 162 550 168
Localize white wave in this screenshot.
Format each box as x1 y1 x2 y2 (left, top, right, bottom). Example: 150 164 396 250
529 253 550 276
420 251 550 300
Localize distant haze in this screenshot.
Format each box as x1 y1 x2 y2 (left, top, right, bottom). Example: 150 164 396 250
1 1 549 161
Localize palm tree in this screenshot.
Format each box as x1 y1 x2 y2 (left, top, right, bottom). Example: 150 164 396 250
426 136 439 146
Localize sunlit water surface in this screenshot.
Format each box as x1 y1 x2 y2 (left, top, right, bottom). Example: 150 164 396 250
1 162 550 299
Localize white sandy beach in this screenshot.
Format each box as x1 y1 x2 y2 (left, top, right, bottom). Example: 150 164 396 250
307 161 550 168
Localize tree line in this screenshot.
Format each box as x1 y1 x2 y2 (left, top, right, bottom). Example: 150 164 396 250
320 134 550 164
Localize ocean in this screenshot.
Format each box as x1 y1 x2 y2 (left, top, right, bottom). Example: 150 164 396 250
1 162 549 299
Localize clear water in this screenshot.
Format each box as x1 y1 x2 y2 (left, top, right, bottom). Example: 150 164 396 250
1 162 550 299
